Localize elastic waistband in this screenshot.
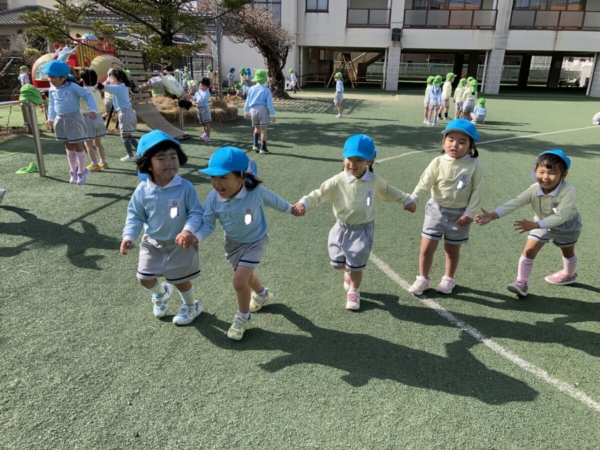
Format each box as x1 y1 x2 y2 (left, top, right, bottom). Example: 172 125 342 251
336 220 374 231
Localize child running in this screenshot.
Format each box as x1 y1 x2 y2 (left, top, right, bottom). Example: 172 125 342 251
120 130 204 325
423 76 435 124
334 72 344 118
293 134 414 311
97 69 139 162
475 150 581 297
453 78 467 119
79 69 108 172
43 60 97 185
426 75 443 126
194 77 212 142
196 147 295 340
244 69 276 154
405 119 483 295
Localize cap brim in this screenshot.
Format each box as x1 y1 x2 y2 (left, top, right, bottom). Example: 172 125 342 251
199 168 229 176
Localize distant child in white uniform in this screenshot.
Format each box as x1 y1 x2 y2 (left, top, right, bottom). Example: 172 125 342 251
196 147 296 340
227 67 235 93
44 60 97 185
439 72 456 121
453 78 467 119
240 67 249 87
79 69 108 172
461 79 478 119
405 119 483 295
471 98 487 124
120 130 204 326
55 44 77 62
289 68 298 94
97 69 139 162
592 112 600 125
423 76 434 124
334 72 344 118
293 134 414 311
18 66 30 86
426 75 443 127
194 77 212 142
244 69 276 154
476 150 581 297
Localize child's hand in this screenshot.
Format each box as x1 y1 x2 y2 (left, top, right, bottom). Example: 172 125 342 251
175 231 197 248
514 219 538 234
475 208 497 225
45 119 53 130
244 113 249 119
271 117 276 123
456 215 473 226
120 239 132 255
88 112 97 120
403 202 417 213
291 203 306 216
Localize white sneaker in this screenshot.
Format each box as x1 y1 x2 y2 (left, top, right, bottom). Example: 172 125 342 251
336 114 343 118
346 290 360 311
436 276 456 294
76 168 89 185
120 155 138 162
152 283 173 318
173 301 202 325
423 119 429 124
408 276 431 295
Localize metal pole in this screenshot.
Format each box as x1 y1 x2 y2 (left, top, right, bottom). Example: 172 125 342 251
215 8 223 100
26 101 46 177
175 70 185 131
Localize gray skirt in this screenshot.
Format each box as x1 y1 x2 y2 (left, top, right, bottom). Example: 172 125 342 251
83 113 107 140
118 108 137 134
54 111 88 143
422 199 471 245
528 212 582 248
196 105 212 123
328 220 375 272
137 235 201 284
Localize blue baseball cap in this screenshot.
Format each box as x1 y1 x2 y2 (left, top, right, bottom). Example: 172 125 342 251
538 149 571 170
342 134 377 161
442 119 480 142
136 130 182 181
200 147 249 176
43 60 71 77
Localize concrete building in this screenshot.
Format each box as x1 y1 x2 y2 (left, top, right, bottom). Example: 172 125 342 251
215 0 600 96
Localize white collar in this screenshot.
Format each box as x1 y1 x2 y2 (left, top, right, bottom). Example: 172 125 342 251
146 174 182 189
216 184 248 202
442 153 472 161
536 180 563 197
344 169 371 183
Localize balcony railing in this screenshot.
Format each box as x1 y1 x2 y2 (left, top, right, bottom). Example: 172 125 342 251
403 9 497 29
347 8 391 28
510 10 600 30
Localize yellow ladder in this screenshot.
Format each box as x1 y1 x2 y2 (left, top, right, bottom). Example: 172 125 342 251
327 52 358 89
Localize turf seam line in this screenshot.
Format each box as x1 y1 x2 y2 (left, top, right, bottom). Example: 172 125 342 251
369 253 600 414
376 125 599 164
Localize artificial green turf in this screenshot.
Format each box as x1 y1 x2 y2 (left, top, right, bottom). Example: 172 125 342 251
1 90 600 449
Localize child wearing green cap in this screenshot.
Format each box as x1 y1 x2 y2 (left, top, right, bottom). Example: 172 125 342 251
182 66 191 80
240 67 249 87
121 130 204 326
471 98 487 124
292 134 414 311
244 69 276 154
476 150 581 297
453 78 468 119
423 76 435 124
334 72 344 118
18 66 30 86
426 75 443 126
439 72 456 121
461 79 478 119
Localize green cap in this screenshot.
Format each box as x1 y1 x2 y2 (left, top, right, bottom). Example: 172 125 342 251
207 65 213 71
446 72 456 81
184 66 189 71
20 65 28 70
478 98 486 107
426 76 435 83
469 79 478 89
235 82 242 89
124 69 131 76
289 68 294 73
433 75 443 86
467 76 474 82
458 78 467 87
252 69 268 84
19 84 43 105
335 72 343 79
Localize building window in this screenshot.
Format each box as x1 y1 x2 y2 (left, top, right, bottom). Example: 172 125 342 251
513 0 584 10
414 0 482 9
253 0 282 22
307 0 328 12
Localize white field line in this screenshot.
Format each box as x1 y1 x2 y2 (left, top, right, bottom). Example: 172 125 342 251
369 255 600 413
376 125 599 164
371 122 600 413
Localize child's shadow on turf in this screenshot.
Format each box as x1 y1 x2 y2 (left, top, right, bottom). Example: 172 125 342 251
194 305 537 405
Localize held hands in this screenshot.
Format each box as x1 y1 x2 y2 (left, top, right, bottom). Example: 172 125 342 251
474 207 498 226
291 203 306 217
456 214 473 227
244 113 249 119
175 230 197 248
514 219 539 234
120 239 132 255
271 117 276 123
403 201 417 213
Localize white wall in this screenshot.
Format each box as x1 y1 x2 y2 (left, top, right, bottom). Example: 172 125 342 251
9 0 56 8
402 29 495 50
506 31 600 52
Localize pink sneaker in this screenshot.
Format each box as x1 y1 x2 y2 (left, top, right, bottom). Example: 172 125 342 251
346 291 360 311
507 280 528 297
545 270 577 286
199 134 211 142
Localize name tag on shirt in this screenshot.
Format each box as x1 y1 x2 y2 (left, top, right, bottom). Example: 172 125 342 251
366 190 373 207
169 199 180 218
551 201 559 214
244 207 253 225
457 173 470 190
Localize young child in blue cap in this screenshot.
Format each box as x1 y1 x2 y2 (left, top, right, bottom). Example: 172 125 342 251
196 147 296 340
227 67 235 93
120 130 204 325
292 134 414 311
405 119 484 296
476 149 581 297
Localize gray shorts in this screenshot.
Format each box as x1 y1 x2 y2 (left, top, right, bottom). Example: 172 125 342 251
225 234 269 270
196 105 212 123
104 97 113 114
54 111 88 143
428 101 439 111
441 96 450 107
528 212 582 248
118 108 137 134
423 98 429 108
137 235 201 284
334 93 343 106
462 100 475 114
83 113 107 140
456 101 464 110
422 199 471 245
472 114 486 123
250 106 270 127
328 220 375 272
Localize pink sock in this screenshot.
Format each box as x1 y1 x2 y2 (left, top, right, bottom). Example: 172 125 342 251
66 150 78 172
562 255 578 277
517 256 534 283
76 151 87 173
